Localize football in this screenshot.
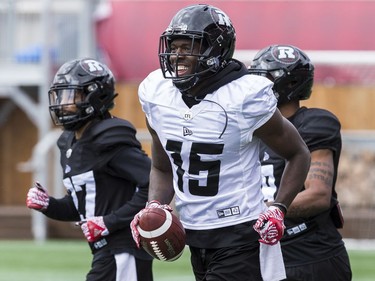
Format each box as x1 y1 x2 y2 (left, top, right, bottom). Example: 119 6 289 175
137 208 186 262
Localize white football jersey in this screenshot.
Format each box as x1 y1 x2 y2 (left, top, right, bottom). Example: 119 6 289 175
139 69 277 230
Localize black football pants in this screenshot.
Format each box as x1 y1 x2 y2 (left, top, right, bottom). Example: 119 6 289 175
189 242 263 281
86 251 153 281
282 251 352 281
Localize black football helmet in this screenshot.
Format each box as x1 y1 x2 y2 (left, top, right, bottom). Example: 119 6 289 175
248 45 314 105
159 4 236 92
48 58 117 130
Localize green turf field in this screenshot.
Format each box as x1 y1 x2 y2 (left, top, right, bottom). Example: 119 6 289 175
0 240 373 281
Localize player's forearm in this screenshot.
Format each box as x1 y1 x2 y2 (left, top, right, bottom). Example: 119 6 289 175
104 183 149 232
44 196 81 221
148 166 175 205
287 152 333 217
274 150 311 208
285 187 331 218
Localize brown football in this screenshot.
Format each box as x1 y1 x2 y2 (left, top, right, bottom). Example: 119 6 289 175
137 208 186 262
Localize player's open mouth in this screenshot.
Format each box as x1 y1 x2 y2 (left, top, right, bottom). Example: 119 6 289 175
177 65 189 76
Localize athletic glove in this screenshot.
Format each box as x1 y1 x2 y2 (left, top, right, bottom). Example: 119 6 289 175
78 216 109 243
130 200 173 248
253 205 285 245
26 182 49 212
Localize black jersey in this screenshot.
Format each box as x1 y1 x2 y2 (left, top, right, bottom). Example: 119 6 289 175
259 107 347 266
44 117 151 257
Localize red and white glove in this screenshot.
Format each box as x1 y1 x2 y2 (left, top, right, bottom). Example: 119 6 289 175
130 200 173 248
26 182 50 212
253 205 285 245
78 216 109 243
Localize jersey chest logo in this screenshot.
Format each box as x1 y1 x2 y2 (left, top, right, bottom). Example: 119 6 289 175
183 127 193 136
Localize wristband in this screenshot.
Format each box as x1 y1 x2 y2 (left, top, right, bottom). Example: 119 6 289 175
146 200 161 207
271 202 288 215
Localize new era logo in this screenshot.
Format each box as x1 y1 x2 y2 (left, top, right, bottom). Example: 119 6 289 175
217 206 240 218
183 127 193 136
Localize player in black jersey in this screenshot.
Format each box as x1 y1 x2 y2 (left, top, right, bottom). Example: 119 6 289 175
249 45 352 281
26 58 153 281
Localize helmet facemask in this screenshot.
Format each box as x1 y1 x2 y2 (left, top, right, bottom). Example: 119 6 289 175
49 86 95 131
159 33 221 92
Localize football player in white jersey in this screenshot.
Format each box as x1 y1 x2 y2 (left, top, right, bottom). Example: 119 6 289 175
131 4 310 281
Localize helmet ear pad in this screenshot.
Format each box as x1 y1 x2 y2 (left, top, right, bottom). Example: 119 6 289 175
86 82 110 116
273 69 313 104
